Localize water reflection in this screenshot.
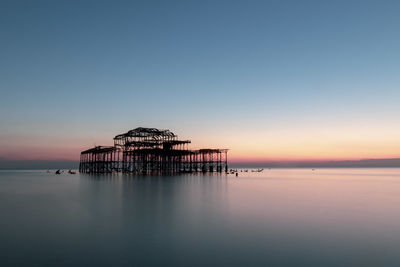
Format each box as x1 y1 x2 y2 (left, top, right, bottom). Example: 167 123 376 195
1 169 400 266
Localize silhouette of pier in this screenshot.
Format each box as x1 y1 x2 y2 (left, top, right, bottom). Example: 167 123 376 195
79 127 228 174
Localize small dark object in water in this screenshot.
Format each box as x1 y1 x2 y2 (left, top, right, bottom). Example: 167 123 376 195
55 169 62 174
235 173 238 177
68 170 76 174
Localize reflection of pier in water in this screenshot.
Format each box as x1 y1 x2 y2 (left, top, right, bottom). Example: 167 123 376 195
79 127 228 174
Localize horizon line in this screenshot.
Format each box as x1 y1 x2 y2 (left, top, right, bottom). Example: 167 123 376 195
1 157 400 169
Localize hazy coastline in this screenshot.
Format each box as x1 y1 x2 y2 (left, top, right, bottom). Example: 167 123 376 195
1 158 400 170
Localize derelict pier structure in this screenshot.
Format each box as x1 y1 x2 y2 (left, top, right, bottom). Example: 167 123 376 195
79 127 228 174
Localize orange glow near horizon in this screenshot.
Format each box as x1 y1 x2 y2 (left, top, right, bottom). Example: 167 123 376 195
1 123 399 162
187 123 400 163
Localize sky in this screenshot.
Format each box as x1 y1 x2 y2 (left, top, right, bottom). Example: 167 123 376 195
0 0 399 163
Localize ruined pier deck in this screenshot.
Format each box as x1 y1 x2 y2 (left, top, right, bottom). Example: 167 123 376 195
79 127 228 174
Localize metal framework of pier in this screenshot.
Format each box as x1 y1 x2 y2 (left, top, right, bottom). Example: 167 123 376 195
79 127 228 174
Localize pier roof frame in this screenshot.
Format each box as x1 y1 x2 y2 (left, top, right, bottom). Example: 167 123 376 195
81 146 116 154
114 127 177 141
197 149 229 153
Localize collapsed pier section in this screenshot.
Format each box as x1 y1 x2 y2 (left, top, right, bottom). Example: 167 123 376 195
79 146 121 173
79 127 228 174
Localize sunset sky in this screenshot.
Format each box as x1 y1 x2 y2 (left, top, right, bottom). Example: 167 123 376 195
1 0 400 163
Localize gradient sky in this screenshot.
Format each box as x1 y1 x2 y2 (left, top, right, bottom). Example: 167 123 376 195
1 0 399 162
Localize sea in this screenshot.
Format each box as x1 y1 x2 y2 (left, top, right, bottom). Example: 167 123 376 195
1 168 400 266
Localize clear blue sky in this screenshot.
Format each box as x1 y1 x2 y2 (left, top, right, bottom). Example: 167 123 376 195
0 0 399 161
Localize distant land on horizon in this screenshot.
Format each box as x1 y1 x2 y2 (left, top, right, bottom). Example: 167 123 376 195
232 158 400 168
1 158 400 170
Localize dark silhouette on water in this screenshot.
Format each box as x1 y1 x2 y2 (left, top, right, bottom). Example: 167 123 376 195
79 127 228 174
55 169 62 174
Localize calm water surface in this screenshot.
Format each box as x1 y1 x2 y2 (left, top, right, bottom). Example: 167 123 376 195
1 168 400 266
